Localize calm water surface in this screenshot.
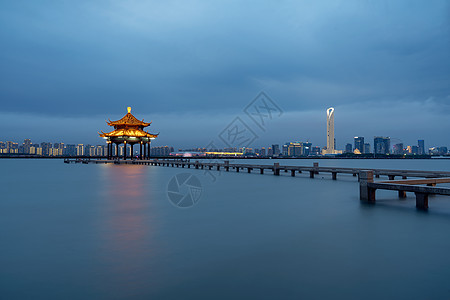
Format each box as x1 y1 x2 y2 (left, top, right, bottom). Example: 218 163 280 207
1 159 450 299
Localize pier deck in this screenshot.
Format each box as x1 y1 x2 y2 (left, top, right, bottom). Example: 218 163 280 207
359 170 450 210
65 158 450 210
64 158 450 180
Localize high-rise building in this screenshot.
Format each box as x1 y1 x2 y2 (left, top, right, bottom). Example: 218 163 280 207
418 140 425 155
374 137 390 154
40 142 52 156
303 142 312 156
95 145 105 156
354 137 364 153
76 144 84 156
54 143 64 156
7 141 19 154
31 145 42 155
311 147 321 156
364 143 371 154
393 143 404 155
23 139 31 154
345 143 353 153
65 144 77 156
326 107 335 154
282 144 288 156
260 147 266 156
287 142 303 157
322 107 341 155
408 146 419 154
272 144 280 156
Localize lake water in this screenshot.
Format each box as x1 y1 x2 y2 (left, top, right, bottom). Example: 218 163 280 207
1 159 450 299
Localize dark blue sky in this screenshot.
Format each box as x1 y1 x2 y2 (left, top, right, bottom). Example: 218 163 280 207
1 0 449 149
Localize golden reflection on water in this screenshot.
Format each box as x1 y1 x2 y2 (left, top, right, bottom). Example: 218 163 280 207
98 164 159 295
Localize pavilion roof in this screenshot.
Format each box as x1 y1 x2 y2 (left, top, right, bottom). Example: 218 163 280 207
99 128 158 138
107 107 151 127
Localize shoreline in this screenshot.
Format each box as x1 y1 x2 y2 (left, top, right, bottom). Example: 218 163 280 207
1 155 449 160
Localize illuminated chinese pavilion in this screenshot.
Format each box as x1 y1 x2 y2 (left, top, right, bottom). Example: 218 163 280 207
99 107 158 160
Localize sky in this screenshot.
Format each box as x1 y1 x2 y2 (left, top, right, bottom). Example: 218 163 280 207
0 0 449 149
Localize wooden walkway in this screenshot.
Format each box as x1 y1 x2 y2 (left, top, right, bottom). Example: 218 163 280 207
359 170 450 210
65 158 450 210
65 158 450 179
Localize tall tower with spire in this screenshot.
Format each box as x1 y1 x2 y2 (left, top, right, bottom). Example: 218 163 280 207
322 107 341 155
326 107 335 153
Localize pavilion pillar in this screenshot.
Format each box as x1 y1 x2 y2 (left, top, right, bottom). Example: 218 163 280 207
123 141 127 160
143 142 147 159
147 142 151 158
115 143 119 159
107 143 110 160
140 143 143 160
130 143 134 159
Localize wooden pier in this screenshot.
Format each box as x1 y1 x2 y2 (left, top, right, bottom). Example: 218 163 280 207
65 158 450 180
359 170 450 210
65 158 450 210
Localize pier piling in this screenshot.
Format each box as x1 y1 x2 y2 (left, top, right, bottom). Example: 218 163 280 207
313 162 319 174
274 163 280 176
415 192 429 210
359 170 375 202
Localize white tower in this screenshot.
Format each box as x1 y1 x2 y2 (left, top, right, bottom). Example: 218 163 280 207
326 107 335 153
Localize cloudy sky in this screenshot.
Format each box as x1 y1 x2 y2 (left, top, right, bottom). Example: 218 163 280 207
0 0 449 149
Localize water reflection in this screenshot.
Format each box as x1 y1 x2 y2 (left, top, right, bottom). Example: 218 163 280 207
97 165 158 296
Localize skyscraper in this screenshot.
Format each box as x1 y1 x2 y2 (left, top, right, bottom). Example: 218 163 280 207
326 107 335 153
287 142 303 157
40 142 52 156
418 140 425 155
272 144 280 156
282 144 288 156
23 139 31 154
354 136 364 153
374 137 391 154
303 142 312 156
322 107 342 155
393 143 404 155
345 143 353 153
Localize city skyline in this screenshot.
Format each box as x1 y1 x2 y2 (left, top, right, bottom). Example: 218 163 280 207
2 135 448 157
